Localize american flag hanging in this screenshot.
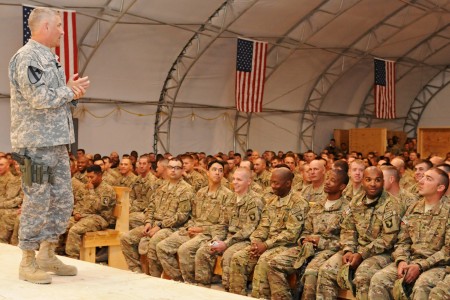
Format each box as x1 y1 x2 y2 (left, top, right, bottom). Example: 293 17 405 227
235 38 268 113
374 58 396 119
23 5 78 82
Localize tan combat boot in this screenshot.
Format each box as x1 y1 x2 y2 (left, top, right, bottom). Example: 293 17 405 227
19 250 52 284
36 241 77 276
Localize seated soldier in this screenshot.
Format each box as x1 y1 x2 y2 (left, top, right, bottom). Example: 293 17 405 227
429 272 450 300
195 167 263 289
116 157 137 187
253 157 272 189
267 169 350 300
369 167 450 299
342 159 365 202
120 158 193 274
73 156 89 184
301 159 326 202
239 160 264 195
181 154 208 193
156 160 233 282
0 156 23 244
65 165 116 259
129 155 158 229
316 167 401 300
229 167 310 298
94 158 116 186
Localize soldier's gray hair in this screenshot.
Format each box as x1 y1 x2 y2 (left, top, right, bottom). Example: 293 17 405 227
28 7 59 33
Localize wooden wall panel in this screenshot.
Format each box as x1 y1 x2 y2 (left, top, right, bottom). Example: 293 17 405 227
349 128 387 157
333 129 349 148
418 128 450 158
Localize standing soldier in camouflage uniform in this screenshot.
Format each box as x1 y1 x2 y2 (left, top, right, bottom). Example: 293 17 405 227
0 157 23 244
195 167 263 289
316 167 401 300
120 158 193 274
65 165 116 258
342 159 365 202
157 160 233 282
129 155 157 229
117 157 137 188
267 169 350 300
9 7 89 284
229 167 310 298
254 158 272 189
301 159 326 203
369 168 450 299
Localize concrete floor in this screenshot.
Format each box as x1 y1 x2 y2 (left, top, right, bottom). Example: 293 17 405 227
0 243 250 300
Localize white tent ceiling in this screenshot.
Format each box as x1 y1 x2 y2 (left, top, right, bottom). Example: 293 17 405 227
0 0 449 156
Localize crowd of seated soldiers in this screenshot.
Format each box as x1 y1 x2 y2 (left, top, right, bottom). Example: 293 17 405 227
0 136 449 299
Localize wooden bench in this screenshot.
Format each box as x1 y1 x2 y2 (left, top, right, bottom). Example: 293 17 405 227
80 186 130 270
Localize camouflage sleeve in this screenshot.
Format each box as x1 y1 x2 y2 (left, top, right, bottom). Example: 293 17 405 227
5 177 22 200
340 209 358 254
250 206 270 243
358 199 400 259
300 205 316 243
0 196 23 209
162 189 193 228
225 200 262 247
393 215 413 264
144 191 156 225
15 57 73 109
98 188 117 224
413 216 450 271
209 192 234 241
264 199 309 249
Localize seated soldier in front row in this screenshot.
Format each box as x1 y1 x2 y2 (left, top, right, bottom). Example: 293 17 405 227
267 169 350 300
65 165 116 259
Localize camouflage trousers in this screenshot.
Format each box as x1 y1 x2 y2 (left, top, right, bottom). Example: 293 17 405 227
268 247 336 300
429 273 450 300
156 229 210 282
316 251 392 300
370 263 447 300
229 245 288 298
195 241 249 289
17 145 73 250
0 209 19 244
129 212 145 230
120 226 174 274
65 215 108 258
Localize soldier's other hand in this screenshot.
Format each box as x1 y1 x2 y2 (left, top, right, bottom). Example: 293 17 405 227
342 251 353 264
143 223 152 235
349 253 363 269
68 73 90 89
149 226 160 237
250 241 267 257
188 227 203 238
397 261 408 278
403 264 420 284
74 213 81 221
210 240 226 254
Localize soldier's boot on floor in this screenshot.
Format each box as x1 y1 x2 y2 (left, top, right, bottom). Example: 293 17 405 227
19 250 52 284
37 241 77 276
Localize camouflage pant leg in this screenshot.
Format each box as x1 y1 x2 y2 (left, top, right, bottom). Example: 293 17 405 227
429 273 450 300
178 233 210 283
368 262 397 299
129 212 145 230
301 250 337 300
194 243 219 286
267 246 300 300
251 246 288 299
120 225 145 271
19 145 73 250
10 214 20 246
65 215 108 257
156 230 190 280
354 253 392 300
222 241 250 290
229 245 258 296
147 228 174 277
411 267 446 300
0 209 17 243
316 251 343 300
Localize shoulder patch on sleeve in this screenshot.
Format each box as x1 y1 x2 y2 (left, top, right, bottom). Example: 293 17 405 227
27 63 43 84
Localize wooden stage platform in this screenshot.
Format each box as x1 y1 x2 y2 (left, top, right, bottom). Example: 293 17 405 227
0 243 249 300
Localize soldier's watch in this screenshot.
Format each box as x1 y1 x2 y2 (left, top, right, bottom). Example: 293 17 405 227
156 221 163 228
